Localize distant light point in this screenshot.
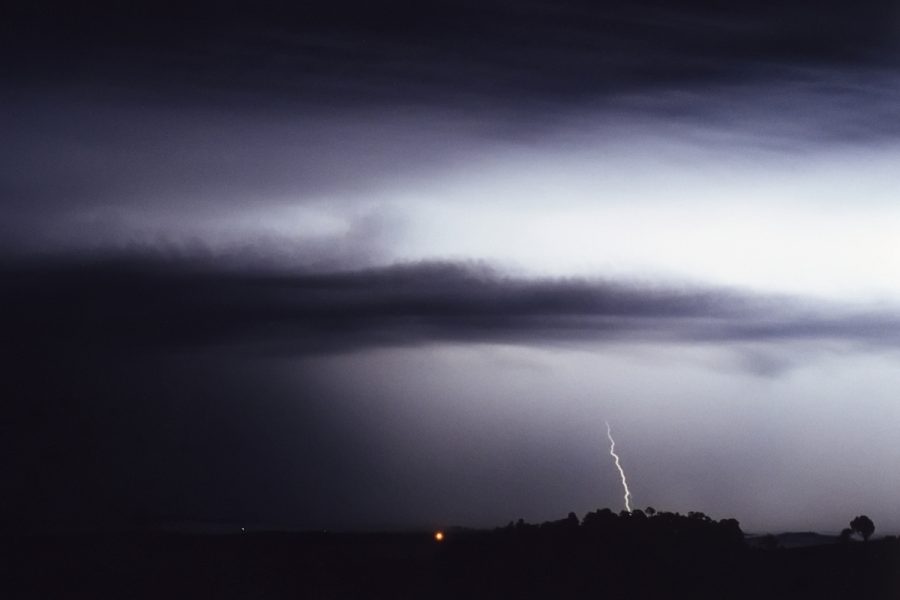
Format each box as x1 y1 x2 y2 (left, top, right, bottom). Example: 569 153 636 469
434 531 445 542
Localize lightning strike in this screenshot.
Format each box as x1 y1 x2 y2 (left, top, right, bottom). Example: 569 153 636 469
606 421 632 513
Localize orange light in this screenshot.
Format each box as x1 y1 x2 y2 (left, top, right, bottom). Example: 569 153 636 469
434 531 444 542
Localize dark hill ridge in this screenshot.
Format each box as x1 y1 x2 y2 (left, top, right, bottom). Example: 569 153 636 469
3 509 900 599
746 531 840 549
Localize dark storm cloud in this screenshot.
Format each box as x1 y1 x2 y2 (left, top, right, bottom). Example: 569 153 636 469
5 1 900 254
5 255 900 358
5 1 899 102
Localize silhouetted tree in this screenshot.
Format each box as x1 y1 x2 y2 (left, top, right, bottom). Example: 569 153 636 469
717 518 744 546
645 506 656 517
838 528 853 543
581 508 617 532
539 512 580 534
850 515 875 541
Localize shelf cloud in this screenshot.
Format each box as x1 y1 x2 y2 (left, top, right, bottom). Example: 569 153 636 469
6 256 899 361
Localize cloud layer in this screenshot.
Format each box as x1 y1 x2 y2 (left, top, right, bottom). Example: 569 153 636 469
6 1 898 104
6 255 900 359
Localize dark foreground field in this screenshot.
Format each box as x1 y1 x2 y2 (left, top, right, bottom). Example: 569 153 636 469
3 527 900 599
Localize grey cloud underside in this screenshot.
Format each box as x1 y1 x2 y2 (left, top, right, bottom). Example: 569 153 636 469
6 257 900 357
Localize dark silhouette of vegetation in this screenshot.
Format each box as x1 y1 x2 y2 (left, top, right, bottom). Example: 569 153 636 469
497 506 745 552
850 515 875 541
4 508 898 599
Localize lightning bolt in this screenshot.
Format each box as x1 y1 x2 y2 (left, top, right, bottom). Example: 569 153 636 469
606 421 632 513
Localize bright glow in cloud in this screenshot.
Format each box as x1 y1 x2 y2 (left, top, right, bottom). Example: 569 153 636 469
18 91 900 305
385 137 900 300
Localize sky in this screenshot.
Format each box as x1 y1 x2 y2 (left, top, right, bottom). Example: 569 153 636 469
4 1 900 534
